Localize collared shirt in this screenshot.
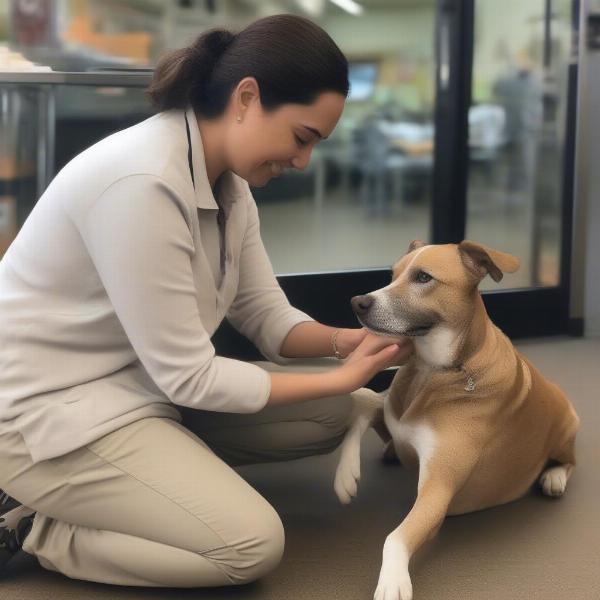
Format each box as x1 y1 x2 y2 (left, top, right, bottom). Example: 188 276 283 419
184 109 229 283
0 106 314 463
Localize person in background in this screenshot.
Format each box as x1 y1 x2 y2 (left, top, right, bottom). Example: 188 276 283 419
493 49 543 206
0 14 412 588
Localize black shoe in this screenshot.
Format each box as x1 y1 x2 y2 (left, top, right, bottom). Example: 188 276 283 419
0 491 21 515
0 504 35 574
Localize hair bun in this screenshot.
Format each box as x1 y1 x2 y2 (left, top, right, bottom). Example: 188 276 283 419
194 29 235 59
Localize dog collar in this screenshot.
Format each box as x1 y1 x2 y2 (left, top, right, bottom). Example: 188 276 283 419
424 361 477 392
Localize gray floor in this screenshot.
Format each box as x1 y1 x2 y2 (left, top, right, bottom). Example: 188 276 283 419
2 336 599 599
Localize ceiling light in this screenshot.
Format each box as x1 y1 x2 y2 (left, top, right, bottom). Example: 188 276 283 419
329 0 364 16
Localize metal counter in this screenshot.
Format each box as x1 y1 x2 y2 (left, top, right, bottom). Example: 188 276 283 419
0 71 153 198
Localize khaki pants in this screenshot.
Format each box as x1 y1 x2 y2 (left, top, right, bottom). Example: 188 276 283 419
0 360 352 587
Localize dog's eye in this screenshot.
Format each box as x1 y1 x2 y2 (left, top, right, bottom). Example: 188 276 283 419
415 271 432 283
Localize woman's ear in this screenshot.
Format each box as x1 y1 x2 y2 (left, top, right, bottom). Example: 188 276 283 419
234 76 261 119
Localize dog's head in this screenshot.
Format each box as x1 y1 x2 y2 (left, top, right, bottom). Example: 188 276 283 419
351 240 520 338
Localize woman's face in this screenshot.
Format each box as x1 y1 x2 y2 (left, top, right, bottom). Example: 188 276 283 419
225 78 345 187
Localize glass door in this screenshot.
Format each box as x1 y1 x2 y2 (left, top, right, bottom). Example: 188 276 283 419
428 0 579 339
466 0 576 292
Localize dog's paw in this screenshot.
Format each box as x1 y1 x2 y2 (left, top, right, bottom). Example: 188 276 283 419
349 387 385 411
374 570 413 600
375 536 412 600
539 465 569 497
334 447 361 504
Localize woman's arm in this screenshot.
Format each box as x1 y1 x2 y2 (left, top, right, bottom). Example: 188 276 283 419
279 321 366 359
267 371 341 405
268 333 413 406
225 189 317 363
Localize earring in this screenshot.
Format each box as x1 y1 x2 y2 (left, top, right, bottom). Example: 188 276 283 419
236 116 242 123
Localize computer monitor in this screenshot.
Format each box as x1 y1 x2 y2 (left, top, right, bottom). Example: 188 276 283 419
347 62 378 101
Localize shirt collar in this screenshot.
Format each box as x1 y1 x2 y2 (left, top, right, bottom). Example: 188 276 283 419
185 105 241 213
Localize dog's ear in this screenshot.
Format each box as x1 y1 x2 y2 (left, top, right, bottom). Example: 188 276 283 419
458 240 520 283
407 239 427 254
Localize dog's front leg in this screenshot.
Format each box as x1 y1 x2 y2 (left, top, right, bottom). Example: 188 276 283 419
374 477 455 600
334 387 385 504
374 442 480 600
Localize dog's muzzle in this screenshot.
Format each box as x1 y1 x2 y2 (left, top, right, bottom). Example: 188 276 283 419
351 294 435 337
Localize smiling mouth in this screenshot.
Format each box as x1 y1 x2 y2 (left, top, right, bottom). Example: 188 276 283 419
267 161 283 176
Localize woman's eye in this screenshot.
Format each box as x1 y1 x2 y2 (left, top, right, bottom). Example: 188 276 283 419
295 134 309 147
416 271 432 283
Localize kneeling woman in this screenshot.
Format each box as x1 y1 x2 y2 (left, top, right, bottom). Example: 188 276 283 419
0 14 410 587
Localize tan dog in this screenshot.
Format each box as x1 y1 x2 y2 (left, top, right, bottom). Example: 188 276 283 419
334 240 580 600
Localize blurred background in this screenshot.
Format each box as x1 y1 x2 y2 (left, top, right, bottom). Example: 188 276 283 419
1 0 596 342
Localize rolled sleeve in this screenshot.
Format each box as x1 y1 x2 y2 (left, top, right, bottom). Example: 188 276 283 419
226 187 315 365
75 174 270 413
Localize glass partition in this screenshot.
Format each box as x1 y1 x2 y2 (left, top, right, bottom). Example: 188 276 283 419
1 0 437 274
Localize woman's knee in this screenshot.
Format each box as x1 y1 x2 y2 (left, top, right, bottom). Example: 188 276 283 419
202 502 285 585
312 393 354 448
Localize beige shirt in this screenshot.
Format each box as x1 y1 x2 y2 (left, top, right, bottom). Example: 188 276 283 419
0 106 314 463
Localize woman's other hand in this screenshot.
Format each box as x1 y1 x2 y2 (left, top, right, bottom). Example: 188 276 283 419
331 333 413 395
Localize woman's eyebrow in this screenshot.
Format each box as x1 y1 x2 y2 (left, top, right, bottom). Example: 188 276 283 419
302 125 326 140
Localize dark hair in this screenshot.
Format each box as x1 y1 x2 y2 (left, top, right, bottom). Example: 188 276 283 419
146 14 349 117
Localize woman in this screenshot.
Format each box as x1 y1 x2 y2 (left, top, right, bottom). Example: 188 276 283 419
0 15 411 588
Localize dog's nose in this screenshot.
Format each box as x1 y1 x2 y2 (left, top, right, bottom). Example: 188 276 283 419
351 294 373 316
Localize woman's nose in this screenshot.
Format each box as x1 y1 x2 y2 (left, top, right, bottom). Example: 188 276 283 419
291 148 312 171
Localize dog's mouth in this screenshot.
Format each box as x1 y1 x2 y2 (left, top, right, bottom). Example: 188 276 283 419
402 324 434 337
358 317 434 338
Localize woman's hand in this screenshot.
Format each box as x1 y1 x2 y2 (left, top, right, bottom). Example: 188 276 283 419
267 331 414 407
331 332 414 395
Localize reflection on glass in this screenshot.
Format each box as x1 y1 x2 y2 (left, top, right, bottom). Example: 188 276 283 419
467 0 573 290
